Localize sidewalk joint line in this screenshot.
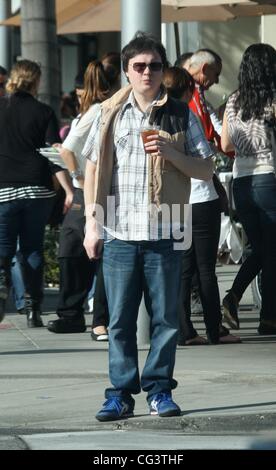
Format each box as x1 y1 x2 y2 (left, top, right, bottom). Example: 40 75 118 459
11 322 41 349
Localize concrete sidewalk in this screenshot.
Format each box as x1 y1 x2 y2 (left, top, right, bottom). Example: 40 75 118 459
1 264 276 450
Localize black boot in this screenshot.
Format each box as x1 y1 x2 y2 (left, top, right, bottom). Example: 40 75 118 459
0 258 11 323
25 296 44 328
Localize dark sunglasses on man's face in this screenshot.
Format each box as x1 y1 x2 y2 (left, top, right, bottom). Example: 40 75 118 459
131 62 163 73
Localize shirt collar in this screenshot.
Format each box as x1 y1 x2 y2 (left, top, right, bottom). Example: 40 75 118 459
122 89 163 113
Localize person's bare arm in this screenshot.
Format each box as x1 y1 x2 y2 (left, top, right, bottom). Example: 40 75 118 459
60 147 84 189
54 169 74 213
83 160 103 260
221 111 234 153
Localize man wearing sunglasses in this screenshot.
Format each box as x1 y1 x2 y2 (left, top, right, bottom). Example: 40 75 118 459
83 32 213 422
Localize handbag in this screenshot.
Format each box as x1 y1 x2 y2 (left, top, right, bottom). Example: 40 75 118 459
212 173 229 215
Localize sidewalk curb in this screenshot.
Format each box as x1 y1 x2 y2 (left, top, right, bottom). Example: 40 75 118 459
4 411 275 436
92 412 276 434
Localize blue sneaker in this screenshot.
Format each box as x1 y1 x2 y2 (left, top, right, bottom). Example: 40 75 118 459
149 392 181 417
96 395 135 422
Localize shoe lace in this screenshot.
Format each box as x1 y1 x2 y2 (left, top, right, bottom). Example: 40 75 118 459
151 392 173 406
103 397 127 414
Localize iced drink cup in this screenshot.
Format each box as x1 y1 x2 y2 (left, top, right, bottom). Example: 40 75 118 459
140 125 160 153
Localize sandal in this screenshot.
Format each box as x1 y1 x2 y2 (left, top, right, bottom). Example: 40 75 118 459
219 334 241 344
184 335 208 346
219 324 241 343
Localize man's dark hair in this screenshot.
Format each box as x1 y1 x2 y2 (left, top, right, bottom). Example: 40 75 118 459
0 65 8 76
122 31 168 72
174 52 193 68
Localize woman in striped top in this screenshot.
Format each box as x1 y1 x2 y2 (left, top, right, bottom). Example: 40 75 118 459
0 60 72 327
221 43 276 335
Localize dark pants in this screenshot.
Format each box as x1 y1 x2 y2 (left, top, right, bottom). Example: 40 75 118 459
92 259 109 328
179 198 222 342
233 174 276 323
56 188 108 324
0 197 54 302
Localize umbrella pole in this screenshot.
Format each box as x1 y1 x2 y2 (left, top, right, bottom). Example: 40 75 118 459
174 22 181 59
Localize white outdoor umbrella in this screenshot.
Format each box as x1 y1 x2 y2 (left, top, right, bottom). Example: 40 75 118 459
2 0 276 32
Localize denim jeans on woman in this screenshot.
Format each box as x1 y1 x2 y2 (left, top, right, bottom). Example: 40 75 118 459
0 198 54 302
102 238 182 400
11 251 25 310
233 173 276 323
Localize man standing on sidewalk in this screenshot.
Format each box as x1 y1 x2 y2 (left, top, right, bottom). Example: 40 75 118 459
82 32 213 421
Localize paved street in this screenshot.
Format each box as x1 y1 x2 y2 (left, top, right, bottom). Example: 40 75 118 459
1 264 276 450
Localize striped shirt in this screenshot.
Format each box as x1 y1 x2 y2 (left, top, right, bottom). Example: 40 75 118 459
82 91 213 240
0 186 55 203
226 92 275 179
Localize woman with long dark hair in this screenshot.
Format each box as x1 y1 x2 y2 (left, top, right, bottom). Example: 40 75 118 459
221 43 276 335
164 66 240 345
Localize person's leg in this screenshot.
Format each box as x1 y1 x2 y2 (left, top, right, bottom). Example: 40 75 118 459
141 239 182 396
253 174 276 330
190 271 203 315
222 178 263 329
19 198 53 302
223 251 261 330
232 177 264 330
192 199 222 343
96 239 142 422
140 239 182 416
11 250 25 312
0 200 20 321
87 274 97 312
231 254 261 302
19 198 53 327
48 189 94 333
91 258 109 340
178 245 200 343
103 239 142 396
56 256 93 319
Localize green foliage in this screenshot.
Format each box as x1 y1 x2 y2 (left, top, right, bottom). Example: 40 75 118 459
44 227 60 286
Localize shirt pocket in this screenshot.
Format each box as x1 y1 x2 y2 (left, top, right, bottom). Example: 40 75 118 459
114 129 131 168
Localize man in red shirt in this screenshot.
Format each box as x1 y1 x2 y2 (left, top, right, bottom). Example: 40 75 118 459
187 49 222 147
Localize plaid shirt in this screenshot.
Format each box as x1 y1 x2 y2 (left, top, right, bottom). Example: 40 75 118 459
82 91 213 241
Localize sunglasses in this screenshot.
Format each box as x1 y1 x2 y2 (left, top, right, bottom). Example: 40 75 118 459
131 62 163 73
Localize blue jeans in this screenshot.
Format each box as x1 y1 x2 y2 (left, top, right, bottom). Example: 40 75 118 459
11 251 25 310
233 173 276 322
103 238 182 399
0 198 54 302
